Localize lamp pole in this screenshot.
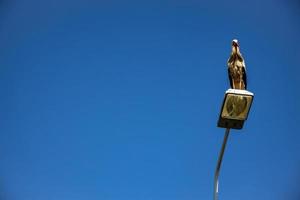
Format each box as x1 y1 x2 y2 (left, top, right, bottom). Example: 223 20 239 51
213 128 230 200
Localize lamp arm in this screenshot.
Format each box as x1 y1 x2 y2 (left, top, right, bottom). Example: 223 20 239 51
213 128 231 200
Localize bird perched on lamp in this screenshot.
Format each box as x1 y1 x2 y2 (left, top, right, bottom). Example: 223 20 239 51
227 39 247 90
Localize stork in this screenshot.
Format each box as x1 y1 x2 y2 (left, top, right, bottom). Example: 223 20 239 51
227 39 247 90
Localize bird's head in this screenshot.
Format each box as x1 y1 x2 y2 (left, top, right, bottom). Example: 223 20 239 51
232 39 239 47
232 39 239 53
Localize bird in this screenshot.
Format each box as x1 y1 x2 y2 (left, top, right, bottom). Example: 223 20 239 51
227 39 247 90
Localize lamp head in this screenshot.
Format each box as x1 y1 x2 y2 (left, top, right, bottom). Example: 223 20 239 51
218 89 254 129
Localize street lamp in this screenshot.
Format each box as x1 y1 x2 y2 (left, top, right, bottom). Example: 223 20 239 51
213 89 254 200
213 39 254 200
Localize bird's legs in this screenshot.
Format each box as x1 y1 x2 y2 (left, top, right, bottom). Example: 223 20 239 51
239 74 244 89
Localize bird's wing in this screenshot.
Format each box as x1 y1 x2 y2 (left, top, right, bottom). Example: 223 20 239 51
242 67 247 90
237 52 246 69
227 53 235 66
228 67 233 88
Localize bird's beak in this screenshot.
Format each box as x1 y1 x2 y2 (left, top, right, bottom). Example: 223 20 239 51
232 41 239 47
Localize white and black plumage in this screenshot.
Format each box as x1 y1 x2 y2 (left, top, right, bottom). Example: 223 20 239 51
227 39 247 90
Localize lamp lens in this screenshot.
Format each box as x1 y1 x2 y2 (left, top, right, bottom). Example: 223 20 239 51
222 94 251 120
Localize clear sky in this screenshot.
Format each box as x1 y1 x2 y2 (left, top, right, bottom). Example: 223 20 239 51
0 0 300 199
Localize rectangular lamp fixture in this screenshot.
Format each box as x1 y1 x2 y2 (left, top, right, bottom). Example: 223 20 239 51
218 89 254 129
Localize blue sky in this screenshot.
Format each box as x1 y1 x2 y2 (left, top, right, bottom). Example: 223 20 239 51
0 0 299 199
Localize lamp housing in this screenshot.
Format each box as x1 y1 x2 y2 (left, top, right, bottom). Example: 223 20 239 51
218 89 254 129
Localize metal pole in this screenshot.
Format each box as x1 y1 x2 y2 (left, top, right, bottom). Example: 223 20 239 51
213 128 230 200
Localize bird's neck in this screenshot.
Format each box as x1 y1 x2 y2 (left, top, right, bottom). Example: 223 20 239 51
232 46 236 54
232 46 240 55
